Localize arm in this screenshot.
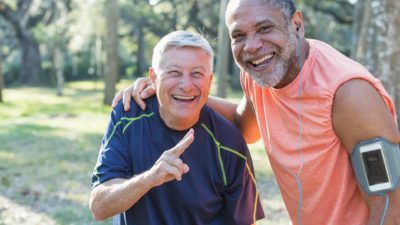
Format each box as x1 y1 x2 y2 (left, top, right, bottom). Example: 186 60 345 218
89 175 153 221
112 77 261 143
332 79 400 225
207 95 260 144
90 129 194 221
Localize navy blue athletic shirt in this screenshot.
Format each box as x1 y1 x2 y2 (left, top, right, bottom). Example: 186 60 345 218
92 96 264 225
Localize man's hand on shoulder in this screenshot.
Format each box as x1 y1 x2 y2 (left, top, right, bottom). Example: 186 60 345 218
112 77 156 111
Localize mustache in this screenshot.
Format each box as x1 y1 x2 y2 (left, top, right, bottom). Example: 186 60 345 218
240 50 271 62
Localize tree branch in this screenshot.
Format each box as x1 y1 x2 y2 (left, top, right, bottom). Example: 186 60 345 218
17 0 32 17
27 1 57 28
0 1 18 24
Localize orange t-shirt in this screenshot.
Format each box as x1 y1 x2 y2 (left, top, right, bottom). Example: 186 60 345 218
241 39 397 225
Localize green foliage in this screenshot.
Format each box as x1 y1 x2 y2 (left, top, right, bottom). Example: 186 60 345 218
298 0 355 56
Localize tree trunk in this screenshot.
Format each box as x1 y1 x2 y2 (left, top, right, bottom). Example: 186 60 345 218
54 46 64 96
0 63 3 103
171 0 178 30
358 0 400 126
0 0 43 86
353 0 372 64
136 20 146 77
216 0 229 98
351 0 363 59
95 34 104 91
17 30 42 85
379 0 400 126
103 0 119 105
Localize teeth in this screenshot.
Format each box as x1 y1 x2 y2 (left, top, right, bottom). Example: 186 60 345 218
252 54 273 65
173 95 195 100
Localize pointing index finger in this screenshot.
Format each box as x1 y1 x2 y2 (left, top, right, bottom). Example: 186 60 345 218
171 129 194 157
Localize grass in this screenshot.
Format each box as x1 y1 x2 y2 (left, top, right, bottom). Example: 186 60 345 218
0 80 289 225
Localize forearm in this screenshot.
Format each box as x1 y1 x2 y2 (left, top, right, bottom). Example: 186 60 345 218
89 172 154 221
384 188 400 224
365 188 400 225
207 95 260 143
207 95 238 124
365 195 388 225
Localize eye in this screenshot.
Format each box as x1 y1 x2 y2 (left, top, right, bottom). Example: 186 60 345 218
167 70 181 77
259 25 272 33
231 32 245 42
192 71 204 79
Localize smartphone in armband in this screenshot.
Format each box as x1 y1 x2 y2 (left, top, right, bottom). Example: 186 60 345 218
351 138 400 195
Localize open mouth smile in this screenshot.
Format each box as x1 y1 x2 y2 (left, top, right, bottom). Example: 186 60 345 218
172 95 196 103
247 53 275 69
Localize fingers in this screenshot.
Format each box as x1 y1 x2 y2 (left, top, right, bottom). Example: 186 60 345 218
152 158 189 186
150 129 194 186
111 89 124 109
171 129 194 157
132 90 147 111
122 85 134 111
133 78 152 111
140 84 156 99
182 163 189 174
163 161 184 181
165 158 190 181
168 158 189 175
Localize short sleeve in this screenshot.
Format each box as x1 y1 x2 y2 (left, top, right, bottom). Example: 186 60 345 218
92 104 132 188
223 142 265 224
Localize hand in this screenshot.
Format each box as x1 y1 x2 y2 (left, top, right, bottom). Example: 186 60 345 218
147 129 194 187
111 77 156 111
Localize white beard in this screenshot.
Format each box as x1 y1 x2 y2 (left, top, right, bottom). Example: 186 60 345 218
241 29 297 88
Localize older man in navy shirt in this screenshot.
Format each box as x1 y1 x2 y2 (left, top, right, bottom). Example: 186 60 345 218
89 30 264 225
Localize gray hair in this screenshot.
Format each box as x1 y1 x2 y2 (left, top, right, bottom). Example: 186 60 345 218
152 30 214 74
261 0 296 21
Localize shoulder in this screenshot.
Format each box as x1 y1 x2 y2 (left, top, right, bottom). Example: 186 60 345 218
112 96 158 117
332 79 399 151
305 40 378 96
203 105 248 150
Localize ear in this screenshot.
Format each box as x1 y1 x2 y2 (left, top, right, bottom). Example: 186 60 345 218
149 67 157 86
291 11 304 38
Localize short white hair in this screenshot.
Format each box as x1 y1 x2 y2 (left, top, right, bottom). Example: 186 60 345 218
152 30 214 74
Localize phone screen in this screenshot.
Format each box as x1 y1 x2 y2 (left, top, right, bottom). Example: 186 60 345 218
362 149 389 185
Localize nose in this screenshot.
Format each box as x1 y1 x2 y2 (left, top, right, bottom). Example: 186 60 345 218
179 73 194 91
243 33 262 53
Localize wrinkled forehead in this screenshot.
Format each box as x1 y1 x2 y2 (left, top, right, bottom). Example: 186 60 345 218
226 0 288 32
158 46 212 71
226 0 284 22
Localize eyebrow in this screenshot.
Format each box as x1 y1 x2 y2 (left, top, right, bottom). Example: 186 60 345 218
164 65 208 72
255 19 275 27
230 18 276 34
192 66 207 72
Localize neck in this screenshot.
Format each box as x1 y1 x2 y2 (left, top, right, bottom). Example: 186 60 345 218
274 38 310 89
159 110 199 131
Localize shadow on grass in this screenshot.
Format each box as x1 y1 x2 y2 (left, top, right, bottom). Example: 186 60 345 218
0 123 109 225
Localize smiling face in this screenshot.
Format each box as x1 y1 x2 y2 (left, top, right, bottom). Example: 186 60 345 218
150 46 213 131
226 0 298 88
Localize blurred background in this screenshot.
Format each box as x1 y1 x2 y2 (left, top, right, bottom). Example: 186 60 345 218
0 0 398 224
